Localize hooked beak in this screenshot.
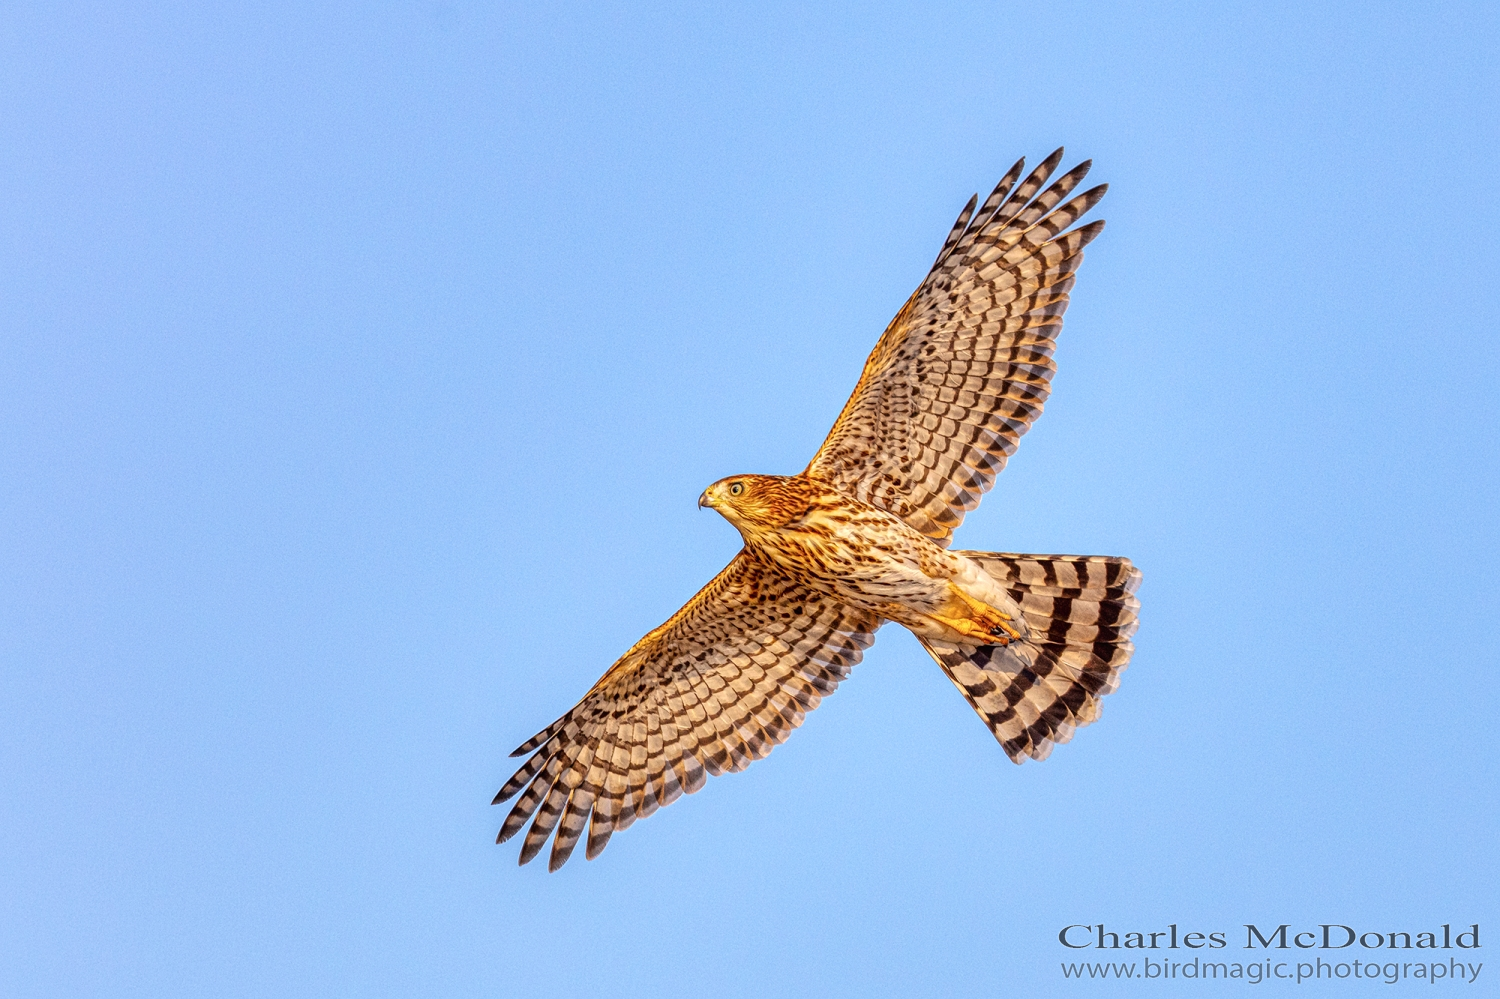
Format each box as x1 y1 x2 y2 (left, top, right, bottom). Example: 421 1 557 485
698 491 711 510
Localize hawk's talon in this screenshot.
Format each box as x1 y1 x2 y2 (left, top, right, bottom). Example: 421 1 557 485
988 618 1022 642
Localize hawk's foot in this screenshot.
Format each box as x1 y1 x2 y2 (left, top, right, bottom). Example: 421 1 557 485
924 607 1020 646
941 582 1022 644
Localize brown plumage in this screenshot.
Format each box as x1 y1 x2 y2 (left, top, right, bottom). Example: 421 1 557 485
496 151 1140 870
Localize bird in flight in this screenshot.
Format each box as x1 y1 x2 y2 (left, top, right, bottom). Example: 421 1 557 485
496 149 1141 870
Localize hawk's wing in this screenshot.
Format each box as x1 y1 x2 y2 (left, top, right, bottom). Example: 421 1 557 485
494 552 881 870
806 150 1107 545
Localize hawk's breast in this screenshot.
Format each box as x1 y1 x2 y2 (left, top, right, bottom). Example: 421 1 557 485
750 491 961 616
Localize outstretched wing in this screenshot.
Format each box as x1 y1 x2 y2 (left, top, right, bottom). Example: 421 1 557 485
806 150 1107 545
494 552 881 871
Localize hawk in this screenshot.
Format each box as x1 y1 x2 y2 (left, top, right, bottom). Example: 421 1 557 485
496 150 1141 870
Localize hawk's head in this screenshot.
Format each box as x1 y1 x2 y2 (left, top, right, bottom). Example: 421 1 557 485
698 474 813 534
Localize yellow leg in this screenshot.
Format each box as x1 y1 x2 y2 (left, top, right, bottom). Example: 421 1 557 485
930 584 1021 645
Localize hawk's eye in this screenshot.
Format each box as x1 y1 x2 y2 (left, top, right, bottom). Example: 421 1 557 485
729 482 744 497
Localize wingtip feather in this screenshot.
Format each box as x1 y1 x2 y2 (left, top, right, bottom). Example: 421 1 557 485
1074 218 1106 246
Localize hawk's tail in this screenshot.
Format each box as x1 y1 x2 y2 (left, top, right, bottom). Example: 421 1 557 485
919 553 1141 763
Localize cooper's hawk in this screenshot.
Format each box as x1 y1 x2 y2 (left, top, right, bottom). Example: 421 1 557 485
496 150 1141 870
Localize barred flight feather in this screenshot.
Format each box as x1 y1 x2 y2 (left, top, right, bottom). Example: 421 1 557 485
496 551 880 870
808 149 1106 545
922 554 1141 762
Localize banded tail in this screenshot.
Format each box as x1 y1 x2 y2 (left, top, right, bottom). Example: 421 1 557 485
921 553 1141 762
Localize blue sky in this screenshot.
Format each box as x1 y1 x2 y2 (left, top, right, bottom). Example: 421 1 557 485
2 2 1496 996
